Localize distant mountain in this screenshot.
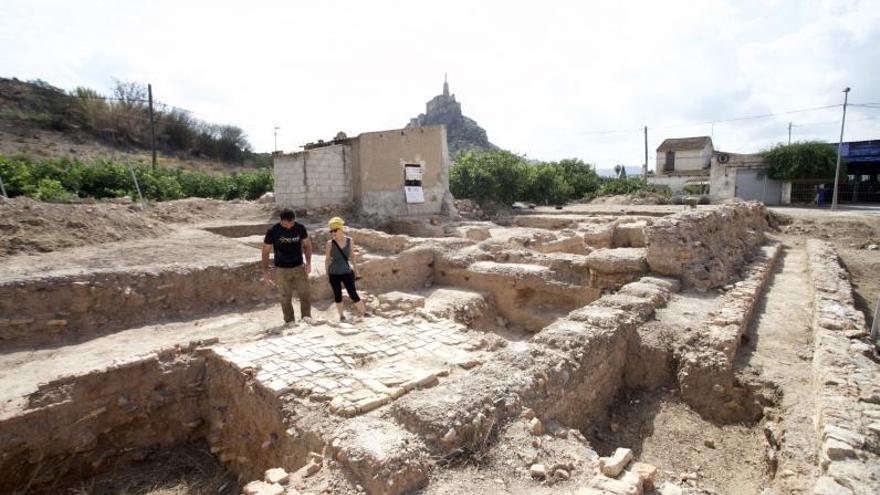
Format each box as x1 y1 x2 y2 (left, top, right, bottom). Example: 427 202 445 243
406 77 496 157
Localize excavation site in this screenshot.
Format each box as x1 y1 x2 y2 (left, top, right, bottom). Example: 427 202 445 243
2 195 879 495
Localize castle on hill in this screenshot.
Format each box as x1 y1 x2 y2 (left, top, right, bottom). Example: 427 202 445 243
407 76 495 157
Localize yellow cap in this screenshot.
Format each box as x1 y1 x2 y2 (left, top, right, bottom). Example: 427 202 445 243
328 216 345 229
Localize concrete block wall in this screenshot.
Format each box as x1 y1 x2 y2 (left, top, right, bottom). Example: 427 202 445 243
273 125 455 219
274 144 354 210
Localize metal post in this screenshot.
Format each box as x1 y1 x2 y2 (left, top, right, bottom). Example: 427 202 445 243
128 164 146 208
831 87 850 210
0 174 7 198
643 126 648 180
274 126 280 153
788 122 792 145
872 296 880 345
148 84 157 170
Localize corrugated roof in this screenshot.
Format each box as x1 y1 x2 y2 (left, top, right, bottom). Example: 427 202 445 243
656 136 713 152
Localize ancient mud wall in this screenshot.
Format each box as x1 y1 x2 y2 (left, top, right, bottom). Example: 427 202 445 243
201 352 322 484
0 261 271 349
0 346 207 493
644 202 767 290
676 244 781 422
389 276 677 467
806 240 880 494
0 238 434 349
433 257 601 331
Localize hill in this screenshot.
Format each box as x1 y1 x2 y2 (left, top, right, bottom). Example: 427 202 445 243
406 77 496 157
0 77 269 172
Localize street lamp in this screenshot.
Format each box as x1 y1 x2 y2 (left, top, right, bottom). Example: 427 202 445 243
831 87 850 210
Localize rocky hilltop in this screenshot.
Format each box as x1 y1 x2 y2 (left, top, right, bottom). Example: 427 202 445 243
407 77 496 157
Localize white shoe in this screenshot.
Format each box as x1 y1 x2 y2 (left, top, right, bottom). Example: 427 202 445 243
302 316 313 325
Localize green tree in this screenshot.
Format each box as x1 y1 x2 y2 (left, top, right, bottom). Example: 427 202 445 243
762 141 840 180
450 150 529 205
556 158 600 198
522 163 573 205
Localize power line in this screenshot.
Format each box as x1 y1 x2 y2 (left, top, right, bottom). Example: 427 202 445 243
653 104 842 130
572 104 843 137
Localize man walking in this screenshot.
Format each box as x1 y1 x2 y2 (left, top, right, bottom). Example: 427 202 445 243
262 209 312 323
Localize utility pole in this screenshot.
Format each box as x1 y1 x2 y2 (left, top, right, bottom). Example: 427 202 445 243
148 84 157 170
788 122 792 144
274 126 280 153
643 126 648 180
831 87 850 210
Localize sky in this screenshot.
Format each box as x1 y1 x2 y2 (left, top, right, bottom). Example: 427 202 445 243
2 0 880 169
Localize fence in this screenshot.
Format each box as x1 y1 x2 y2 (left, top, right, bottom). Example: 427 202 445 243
790 181 880 205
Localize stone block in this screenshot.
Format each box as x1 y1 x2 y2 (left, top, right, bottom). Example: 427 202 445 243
243 480 284 495
585 248 648 274
590 474 639 495
658 482 683 495
530 463 547 478
264 467 289 484
629 462 658 489
330 417 431 495
598 447 633 477
579 222 615 248
613 221 647 247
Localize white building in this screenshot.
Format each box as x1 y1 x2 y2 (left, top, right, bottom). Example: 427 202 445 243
649 136 713 193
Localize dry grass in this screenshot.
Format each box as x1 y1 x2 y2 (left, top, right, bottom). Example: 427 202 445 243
44 444 238 495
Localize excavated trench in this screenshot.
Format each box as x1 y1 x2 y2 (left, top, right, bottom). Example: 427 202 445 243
2 204 792 494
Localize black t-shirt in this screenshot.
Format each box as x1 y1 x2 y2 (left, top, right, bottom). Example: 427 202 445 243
264 222 308 268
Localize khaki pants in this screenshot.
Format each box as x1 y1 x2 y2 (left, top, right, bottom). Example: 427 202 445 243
275 266 311 322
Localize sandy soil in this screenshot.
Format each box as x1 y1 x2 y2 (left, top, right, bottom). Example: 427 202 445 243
736 241 818 494
588 390 767 495
0 196 275 258
771 207 880 328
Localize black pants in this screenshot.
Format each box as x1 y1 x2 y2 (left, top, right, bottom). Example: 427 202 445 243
328 272 360 303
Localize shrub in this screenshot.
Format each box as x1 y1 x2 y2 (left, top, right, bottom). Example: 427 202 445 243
0 154 273 202
34 178 74 202
763 141 840 180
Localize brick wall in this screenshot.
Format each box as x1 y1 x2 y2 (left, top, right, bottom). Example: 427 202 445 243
274 144 354 210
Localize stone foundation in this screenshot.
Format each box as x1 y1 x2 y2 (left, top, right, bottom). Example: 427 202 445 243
806 240 880 494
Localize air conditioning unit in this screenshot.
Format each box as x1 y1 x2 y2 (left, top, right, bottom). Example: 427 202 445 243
717 153 730 164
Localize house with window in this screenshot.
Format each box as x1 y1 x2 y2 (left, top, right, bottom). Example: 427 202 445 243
648 136 714 193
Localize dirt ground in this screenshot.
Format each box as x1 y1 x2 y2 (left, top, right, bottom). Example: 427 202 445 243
770 207 880 328
588 390 767 495
735 239 817 494
36 443 238 495
587 192 670 205
0 196 275 258
3 199 878 495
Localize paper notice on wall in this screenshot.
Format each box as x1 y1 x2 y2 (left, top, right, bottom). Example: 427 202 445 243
404 186 425 203
405 164 423 181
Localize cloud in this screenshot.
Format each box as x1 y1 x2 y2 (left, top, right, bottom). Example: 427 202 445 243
1 0 878 165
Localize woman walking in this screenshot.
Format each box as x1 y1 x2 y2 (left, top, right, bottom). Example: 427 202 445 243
324 216 369 321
